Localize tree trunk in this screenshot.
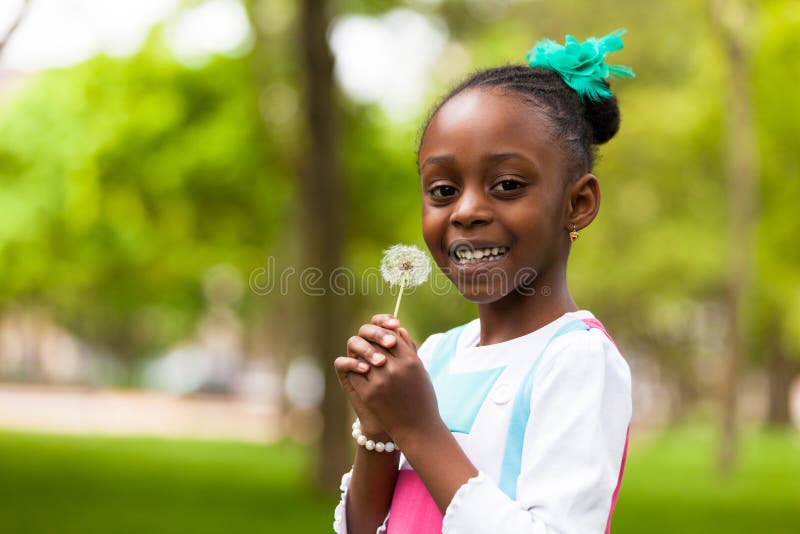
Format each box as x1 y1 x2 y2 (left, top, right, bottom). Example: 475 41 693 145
711 0 758 474
765 339 794 427
298 0 351 491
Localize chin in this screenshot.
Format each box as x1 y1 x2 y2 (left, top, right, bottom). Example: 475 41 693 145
462 293 506 305
453 281 511 304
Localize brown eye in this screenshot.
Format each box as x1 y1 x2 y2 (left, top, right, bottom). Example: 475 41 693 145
430 185 457 198
491 179 524 192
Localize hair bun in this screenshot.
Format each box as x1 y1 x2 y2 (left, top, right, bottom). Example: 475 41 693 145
584 83 620 145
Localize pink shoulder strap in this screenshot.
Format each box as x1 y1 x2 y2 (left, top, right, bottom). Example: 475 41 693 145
581 317 620 351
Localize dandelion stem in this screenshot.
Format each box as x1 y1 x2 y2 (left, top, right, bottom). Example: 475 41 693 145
393 273 408 319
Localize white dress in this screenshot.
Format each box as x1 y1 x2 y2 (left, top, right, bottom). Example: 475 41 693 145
334 309 632 534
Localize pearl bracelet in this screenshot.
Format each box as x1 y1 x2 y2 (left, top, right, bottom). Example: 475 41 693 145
351 419 397 453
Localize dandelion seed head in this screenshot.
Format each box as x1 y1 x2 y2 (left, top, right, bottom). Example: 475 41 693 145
380 244 431 288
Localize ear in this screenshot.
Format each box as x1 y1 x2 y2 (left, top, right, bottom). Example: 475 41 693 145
565 173 600 232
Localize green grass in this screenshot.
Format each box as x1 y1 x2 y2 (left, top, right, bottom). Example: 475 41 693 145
613 426 800 534
0 432 337 533
0 425 797 533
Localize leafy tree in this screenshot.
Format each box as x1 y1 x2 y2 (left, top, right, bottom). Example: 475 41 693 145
0 37 291 369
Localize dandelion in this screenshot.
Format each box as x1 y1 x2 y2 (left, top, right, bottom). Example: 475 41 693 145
380 244 431 319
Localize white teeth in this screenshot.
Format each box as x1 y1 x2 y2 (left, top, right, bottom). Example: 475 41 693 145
453 246 508 263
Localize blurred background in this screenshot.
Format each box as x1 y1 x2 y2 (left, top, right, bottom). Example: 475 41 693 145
0 0 798 532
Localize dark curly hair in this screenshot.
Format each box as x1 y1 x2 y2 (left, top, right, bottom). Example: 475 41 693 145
417 65 621 176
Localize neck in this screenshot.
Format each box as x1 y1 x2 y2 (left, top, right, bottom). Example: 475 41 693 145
475 267 578 346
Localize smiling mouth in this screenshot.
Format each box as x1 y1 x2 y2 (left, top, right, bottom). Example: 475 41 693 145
449 243 509 265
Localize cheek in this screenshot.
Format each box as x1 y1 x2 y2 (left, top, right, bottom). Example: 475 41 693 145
504 209 552 256
514 206 563 257
421 206 447 256
421 218 436 252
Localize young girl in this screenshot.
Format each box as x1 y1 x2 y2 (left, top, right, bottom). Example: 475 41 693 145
333 30 633 534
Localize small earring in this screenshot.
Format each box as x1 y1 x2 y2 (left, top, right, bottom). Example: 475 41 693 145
569 224 579 242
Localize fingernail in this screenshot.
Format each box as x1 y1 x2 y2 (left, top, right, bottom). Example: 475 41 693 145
358 362 369 371
373 354 385 364
382 335 394 345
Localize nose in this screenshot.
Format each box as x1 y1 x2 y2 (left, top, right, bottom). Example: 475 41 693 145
449 186 493 228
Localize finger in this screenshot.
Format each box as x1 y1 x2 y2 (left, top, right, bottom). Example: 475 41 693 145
396 327 417 352
347 370 368 392
358 323 397 349
371 314 400 329
392 328 417 355
334 355 370 374
347 335 388 366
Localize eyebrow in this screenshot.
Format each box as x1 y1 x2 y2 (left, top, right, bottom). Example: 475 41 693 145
419 152 535 171
483 152 535 166
419 154 455 171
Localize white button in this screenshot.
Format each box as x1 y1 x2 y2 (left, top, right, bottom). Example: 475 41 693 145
492 384 512 405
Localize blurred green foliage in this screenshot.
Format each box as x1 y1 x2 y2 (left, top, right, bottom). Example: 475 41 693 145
0 0 797 376
0 37 291 362
752 0 800 352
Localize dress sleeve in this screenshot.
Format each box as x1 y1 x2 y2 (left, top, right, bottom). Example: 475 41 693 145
441 328 632 534
332 331 446 533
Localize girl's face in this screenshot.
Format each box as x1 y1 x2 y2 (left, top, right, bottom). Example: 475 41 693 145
419 88 572 303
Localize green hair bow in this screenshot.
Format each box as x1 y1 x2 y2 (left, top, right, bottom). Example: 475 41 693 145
525 28 635 103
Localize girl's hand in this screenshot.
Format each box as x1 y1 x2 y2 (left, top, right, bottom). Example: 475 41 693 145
346 317 442 449
333 315 402 437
